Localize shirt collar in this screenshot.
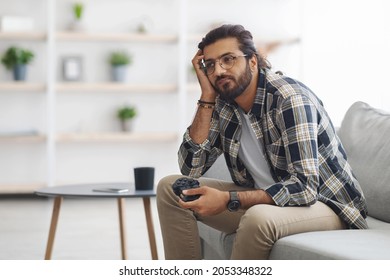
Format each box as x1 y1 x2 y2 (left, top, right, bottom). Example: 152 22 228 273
215 68 267 116
250 68 267 117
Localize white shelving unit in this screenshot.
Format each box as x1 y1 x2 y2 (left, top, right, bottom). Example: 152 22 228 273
0 0 185 193
0 82 46 92
55 83 177 93
56 31 177 43
0 135 46 143
56 132 178 143
0 31 47 40
0 0 301 193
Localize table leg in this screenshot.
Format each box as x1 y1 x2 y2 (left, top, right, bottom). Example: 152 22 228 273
117 198 127 260
45 196 63 260
143 197 158 260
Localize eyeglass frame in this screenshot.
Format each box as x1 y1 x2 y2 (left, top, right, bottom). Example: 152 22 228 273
200 53 248 76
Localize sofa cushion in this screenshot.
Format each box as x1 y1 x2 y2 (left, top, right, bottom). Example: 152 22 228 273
269 217 390 260
198 222 233 259
269 229 390 259
338 102 390 223
199 217 390 260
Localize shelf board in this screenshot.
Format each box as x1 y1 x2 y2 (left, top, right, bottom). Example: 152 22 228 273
56 132 178 143
0 135 46 143
0 82 176 93
0 82 46 92
0 31 46 41
56 82 177 93
56 31 177 43
0 183 46 194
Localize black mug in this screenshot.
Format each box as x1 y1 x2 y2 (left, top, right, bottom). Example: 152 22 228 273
134 167 155 190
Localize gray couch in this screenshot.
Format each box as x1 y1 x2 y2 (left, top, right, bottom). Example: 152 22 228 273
199 101 390 259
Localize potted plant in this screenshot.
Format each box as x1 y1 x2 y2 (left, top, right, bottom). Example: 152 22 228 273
117 105 137 132
69 2 85 31
1 46 34 81
109 51 133 82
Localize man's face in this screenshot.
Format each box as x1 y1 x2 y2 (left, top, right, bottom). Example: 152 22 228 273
203 38 252 103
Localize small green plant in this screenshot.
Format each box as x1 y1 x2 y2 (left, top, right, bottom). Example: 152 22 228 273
110 51 132 66
1 46 34 70
73 2 84 20
117 105 137 120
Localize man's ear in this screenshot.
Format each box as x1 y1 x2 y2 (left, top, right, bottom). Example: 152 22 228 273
250 55 258 72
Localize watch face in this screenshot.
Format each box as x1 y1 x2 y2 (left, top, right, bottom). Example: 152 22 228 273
228 200 240 211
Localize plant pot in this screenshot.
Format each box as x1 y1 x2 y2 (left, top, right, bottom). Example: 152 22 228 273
111 65 128 82
13 64 27 81
120 119 134 132
68 20 85 32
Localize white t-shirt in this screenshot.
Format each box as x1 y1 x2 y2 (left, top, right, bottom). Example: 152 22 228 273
237 108 275 189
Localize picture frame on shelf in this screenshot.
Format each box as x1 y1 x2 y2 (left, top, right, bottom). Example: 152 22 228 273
62 56 83 81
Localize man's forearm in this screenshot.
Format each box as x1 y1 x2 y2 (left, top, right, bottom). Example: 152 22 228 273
238 189 276 209
189 49 218 144
189 105 214 144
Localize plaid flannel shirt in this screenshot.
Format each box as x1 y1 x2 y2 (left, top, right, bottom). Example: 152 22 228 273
179 69 368 229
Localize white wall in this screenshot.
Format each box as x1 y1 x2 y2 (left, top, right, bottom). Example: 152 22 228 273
301 0 390 125
189 0 390 126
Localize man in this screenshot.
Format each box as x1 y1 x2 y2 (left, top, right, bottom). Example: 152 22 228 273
157 24 368 260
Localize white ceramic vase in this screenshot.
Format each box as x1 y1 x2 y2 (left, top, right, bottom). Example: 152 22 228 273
120 119 134 132
111 65 128 83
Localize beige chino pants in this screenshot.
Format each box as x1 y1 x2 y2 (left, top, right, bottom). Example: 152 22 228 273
157 174 345 260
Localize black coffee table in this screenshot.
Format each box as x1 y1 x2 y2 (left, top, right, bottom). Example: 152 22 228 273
35 182 157 260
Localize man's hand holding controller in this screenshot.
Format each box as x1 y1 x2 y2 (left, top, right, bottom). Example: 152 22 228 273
172 177 201 202
172 177 231 216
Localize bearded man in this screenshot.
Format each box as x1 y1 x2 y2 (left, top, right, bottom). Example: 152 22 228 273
156 24 367 260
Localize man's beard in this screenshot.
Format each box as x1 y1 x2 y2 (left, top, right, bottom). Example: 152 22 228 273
213 63 252 103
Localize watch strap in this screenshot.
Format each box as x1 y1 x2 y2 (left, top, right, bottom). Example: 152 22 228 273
227 191 241 211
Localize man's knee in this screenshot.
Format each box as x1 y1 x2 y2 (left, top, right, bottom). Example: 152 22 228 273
157 175 178 195
156 174 183 206
231 205 277 259
238 205 277 239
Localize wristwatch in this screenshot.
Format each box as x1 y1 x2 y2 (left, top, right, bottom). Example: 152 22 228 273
227 191 241 212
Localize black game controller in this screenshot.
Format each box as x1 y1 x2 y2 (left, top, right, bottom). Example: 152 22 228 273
172 177 200 202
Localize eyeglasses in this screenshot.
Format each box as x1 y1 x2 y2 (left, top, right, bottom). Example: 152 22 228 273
201 54 248 75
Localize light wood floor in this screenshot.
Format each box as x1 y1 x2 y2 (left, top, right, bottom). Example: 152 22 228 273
0 196 164 260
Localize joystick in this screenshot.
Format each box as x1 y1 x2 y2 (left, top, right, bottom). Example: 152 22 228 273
172 177 200 202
